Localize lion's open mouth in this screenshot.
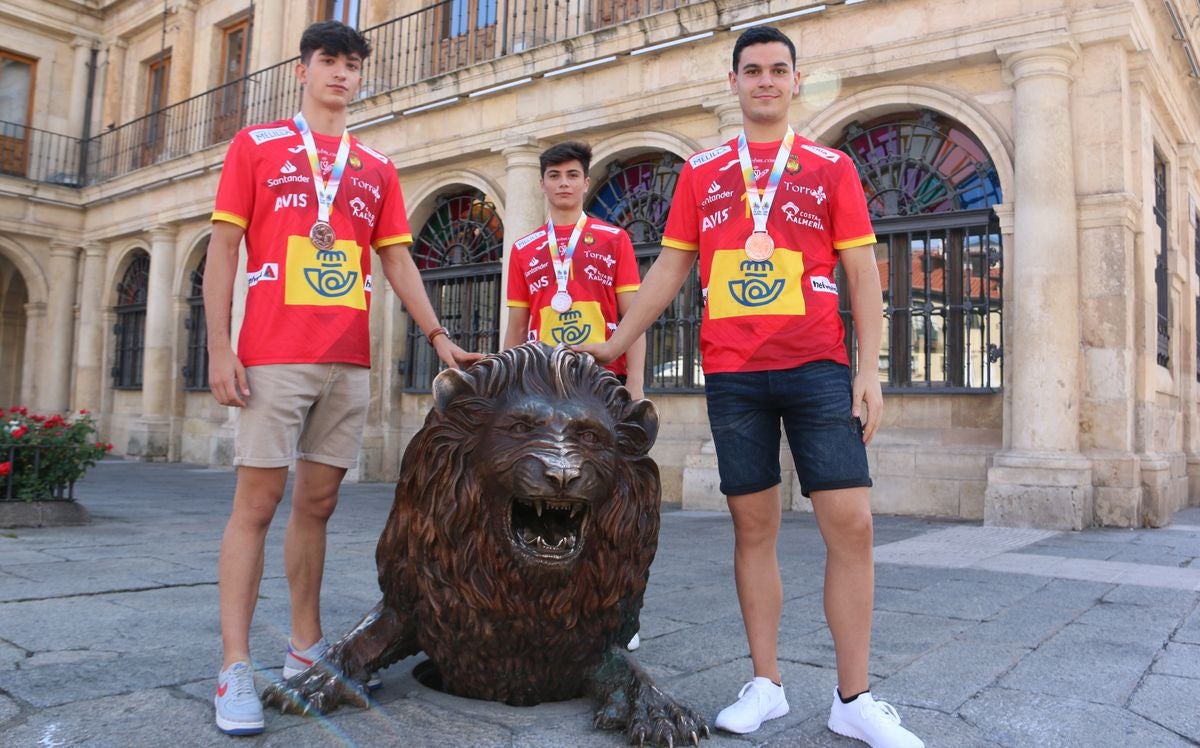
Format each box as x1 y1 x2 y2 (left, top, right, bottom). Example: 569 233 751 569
510 498 588 561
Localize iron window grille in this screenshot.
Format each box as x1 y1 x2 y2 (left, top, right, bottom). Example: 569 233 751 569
182 255 208 391
837 110 1004 392
112 252 150 389
404 190 504 391
586 153 701 391
1154 152 1170 368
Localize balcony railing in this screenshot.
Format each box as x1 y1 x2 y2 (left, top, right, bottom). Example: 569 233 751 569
3 0 690 189
0 121 85 186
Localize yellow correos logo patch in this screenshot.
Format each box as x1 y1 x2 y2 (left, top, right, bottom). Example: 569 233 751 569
707 248 806 319
538 301 606 346
284 235 367 309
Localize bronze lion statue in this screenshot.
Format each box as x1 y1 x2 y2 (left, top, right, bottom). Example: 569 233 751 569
263 343 709 745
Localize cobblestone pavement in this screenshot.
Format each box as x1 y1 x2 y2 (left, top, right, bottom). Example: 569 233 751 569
1 460 1198 747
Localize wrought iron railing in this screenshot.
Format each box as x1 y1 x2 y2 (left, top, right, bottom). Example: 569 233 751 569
2 446 79 501
0 120 85 186
12 0 686 187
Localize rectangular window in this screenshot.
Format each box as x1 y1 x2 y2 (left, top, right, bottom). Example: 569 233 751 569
1194 207 1199 383
0 50 37 178
1154 152 1170 368
427 0 498 75
141 54 171 166
212 17 250 144
320 0 361 28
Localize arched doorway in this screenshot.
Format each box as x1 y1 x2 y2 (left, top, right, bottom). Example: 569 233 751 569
405 188 504 390
585 151 701 391
0 254 29 406
835 110 1004 390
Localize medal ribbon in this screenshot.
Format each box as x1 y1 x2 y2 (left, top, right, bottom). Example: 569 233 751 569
547 212 589 297
294 112 352 225
737 126 795 235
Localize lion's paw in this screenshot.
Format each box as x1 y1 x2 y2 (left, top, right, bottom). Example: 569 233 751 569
623 699 710 747
261 665 369 716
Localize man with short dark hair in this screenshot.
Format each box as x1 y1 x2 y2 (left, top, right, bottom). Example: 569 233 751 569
578 25 924 748
504 140 646 402
206 20 478 735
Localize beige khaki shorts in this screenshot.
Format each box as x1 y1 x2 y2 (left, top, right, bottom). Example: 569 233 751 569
234 363 369 469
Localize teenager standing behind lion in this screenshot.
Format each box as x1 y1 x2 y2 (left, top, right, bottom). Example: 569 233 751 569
263 344 708 746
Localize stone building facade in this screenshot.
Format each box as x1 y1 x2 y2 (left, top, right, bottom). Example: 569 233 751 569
2 0 1199 528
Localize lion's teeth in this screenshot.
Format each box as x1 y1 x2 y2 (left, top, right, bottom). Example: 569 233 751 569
535 500 545 517
570 504 582 518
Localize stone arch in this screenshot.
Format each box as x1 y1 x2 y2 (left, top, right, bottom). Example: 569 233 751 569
802 84 1014 206
104 242 152 308
0 235 49 306
588 130 699 180
406 170 506 233
175 228 212 296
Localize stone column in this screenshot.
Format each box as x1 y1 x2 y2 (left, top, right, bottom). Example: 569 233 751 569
43 241 81 413
67 37 96 139
20 302 45 407
101 39 127 129
128 225 177 459
985 41 1094 529
497 139 544 345
74 242 108 411
703 98 743 143
168 2 198 106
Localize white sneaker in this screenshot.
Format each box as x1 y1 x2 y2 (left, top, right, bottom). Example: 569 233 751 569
714 677 789 734
214 661 264 735
827 688 924 748
627 631 640 651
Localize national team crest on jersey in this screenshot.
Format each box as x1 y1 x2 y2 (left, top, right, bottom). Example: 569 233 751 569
348 152 363 170
538 302 605 346
785 154 801 174
283 235 367 310
707 250 806 319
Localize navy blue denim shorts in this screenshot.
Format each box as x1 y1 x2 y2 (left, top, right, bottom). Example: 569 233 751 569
705 360 872 498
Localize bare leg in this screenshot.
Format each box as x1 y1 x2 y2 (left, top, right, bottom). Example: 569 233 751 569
219 466 289 668
285 459 346 649
810 487 874 696
727 485 783 682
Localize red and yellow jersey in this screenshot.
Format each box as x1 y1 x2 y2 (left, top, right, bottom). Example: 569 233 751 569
662 134 875 374
211 119 412 367
506 216 641 376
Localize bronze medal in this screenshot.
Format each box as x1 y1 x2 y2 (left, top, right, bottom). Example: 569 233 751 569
310 221 336 251
745 232 775 261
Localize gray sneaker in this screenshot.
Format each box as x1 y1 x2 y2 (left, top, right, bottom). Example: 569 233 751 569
214 661 264 735
284 637 381 690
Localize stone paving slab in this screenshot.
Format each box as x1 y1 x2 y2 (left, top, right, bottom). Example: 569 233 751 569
0 461 1198 747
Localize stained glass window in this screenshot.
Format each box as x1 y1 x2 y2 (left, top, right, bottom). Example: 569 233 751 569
836 111 1003 390
405 189 503 390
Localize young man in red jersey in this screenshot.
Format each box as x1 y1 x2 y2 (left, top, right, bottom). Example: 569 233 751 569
205 21 478 736
578 26 924 748
503 141 646 401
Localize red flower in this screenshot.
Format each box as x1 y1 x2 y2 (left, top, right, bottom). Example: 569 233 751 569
0 462 10 477
79 409 90 415
106 443 113 451
31 414 45 422
9 406 26 415
11 425 27 439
